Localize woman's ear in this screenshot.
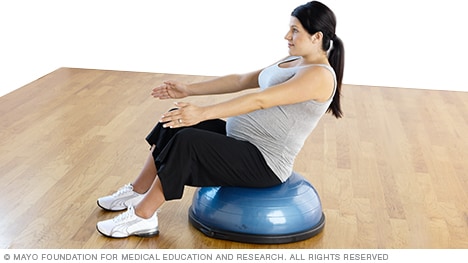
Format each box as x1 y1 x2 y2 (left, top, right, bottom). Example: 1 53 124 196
312 31 324 43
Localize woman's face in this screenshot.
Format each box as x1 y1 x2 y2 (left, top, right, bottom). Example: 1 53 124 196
284 16 318 56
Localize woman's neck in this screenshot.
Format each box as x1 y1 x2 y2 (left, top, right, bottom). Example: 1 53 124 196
300 52 329 66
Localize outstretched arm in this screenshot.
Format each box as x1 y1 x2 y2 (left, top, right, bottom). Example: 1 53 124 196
160 66 335 128
188 70 263 95
151 69 262 100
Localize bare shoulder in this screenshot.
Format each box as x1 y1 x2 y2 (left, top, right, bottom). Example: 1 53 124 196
299 64 334 77
295 65 335 102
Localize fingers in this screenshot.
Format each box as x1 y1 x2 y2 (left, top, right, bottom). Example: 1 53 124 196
151 80 184 99
151 81 175 98
159 103 187 128
151 84 168 99
160 116 184 128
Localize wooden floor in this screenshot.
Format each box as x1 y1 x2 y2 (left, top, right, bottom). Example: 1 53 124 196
0 68 467 249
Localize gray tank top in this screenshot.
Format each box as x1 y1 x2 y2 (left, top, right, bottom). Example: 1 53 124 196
226 56 337 182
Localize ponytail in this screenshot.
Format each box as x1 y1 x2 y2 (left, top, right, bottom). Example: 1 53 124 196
327 35 344 118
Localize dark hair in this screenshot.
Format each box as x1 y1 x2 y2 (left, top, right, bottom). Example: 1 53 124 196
292 1 344 118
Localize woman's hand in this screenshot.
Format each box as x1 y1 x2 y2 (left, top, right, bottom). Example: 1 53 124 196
159 102 205 128
151 80 190 99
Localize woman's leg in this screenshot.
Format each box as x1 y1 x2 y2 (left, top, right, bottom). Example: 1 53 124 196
97 123 280 238
130 120 227 217
131 145 158 194
134 177 165 219
132 146 166 219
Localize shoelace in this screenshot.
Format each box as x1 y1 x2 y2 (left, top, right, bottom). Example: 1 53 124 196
112 207 161 223
111 184 133 197
113 206 135 223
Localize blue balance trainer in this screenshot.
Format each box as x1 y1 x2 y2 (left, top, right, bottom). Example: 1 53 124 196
188 172 325 244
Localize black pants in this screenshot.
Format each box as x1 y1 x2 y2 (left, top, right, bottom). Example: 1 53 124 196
145 119 281 200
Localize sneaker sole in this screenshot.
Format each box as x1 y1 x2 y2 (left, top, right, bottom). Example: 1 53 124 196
96 226 159 239
96 200 127 212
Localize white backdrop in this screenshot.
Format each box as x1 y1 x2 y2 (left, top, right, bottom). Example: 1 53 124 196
1 0 467 97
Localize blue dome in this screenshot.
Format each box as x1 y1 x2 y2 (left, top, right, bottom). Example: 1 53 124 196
188 172 325 244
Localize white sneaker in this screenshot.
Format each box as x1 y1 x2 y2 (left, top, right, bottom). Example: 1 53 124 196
97 184 146 211
96 206 159 238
